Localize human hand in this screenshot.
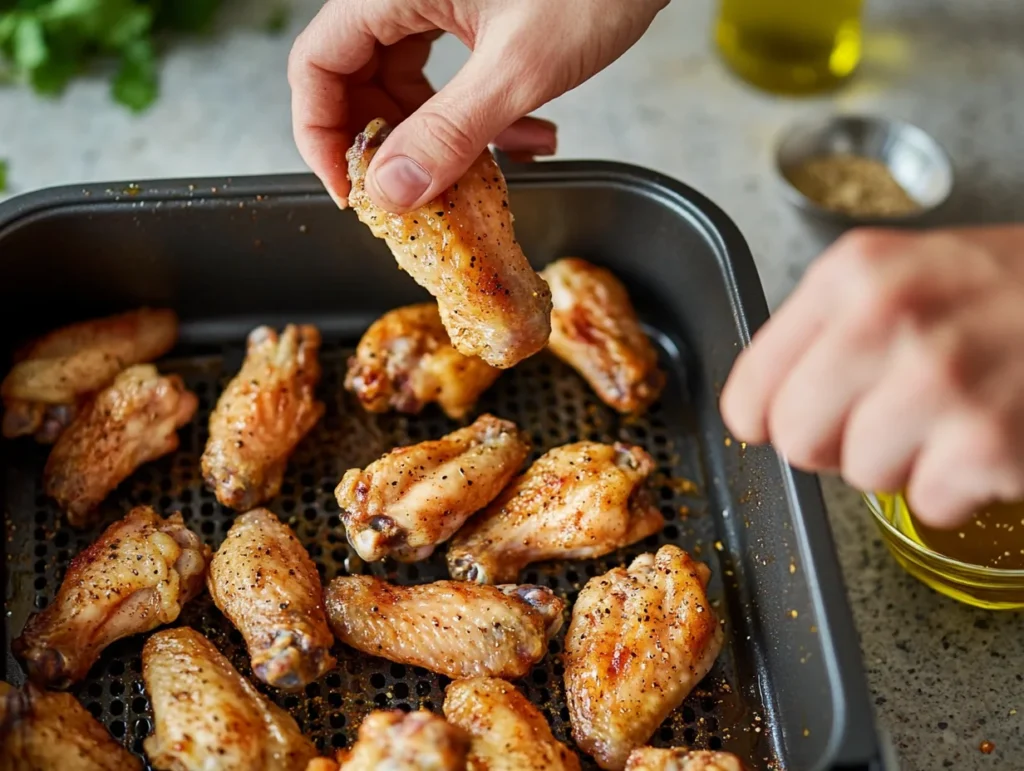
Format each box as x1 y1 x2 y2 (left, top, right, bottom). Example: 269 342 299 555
721 226 1024 529
288 0 668 211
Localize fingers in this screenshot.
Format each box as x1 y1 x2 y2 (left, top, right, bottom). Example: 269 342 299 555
493 116 558 156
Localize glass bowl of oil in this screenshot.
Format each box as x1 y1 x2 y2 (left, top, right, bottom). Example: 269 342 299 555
865 492 1024 609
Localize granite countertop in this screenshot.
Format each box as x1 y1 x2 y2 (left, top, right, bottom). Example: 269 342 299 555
1 0 1023 768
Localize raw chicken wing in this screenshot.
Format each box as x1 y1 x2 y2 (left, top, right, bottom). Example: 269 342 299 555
43 364 198 527
448 442 664 583
335 710 470 771
208 508 336 690
345 303 501 420
202 324 325 510
12 506 209 688
325 575 564 679
564 545 724 771
143 627 318 771
625 749 747 771
0 680 143 771
346 119 552 369
541 258 665 414
336 414 529 563
444 677 580 771
2 308 178 443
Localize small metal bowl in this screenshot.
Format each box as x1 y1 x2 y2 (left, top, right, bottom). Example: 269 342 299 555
775 114 954 228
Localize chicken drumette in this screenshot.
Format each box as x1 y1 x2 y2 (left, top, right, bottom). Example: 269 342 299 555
345 303 501 420
625 749 747 771
564 545 724 771
347 119 552 369
202 324 325 511
208 508 336 690
333 710 470 771
335 414 529 563
13 506 210 688
448 441 664 584
325 575 564 679
43 364 198 527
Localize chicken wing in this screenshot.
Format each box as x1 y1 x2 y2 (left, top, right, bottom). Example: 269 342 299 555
325 576 564 679
334 710 470 771
541 258 665 414
208 508 336 690
43 364 199 527
143 627 318 771
444 677 580 771
625 749 747 771
346 119 552 369
448 442 664 584
564 545 724 771
345 303 501 420
12 506 210 689
335 414 529 563
2 308 178 442
202 324 325 511
0 680 143 771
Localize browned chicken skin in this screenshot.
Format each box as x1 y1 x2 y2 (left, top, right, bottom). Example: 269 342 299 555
143 627 319 771
448 442 665 584
625 749 747 771
333 710 470 771
0 680 143 771
541 258 665 414
12 506 210 689
345 303 502 420
325 575 564 679
202 325 325 511
444 677 581 771
43 364 199 527
1 308 178 443
564 545 724 771
335 414 530 563
208 508 336 690
346 119 552 369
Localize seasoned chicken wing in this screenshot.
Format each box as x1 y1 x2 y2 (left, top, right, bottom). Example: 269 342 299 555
448 442 664 584
444 677 580 771
2 307 178 443
625 749 747 771
336 414 529 563
202 324 325 511
325 575 564 679
334 710 470 771
0 680 143 771
12 506 209 689
143 627 318 771
208 508 336 690
541 258 665 414
345 303 501 420
346 119 552 369
564 545 724 771
43 364 199 527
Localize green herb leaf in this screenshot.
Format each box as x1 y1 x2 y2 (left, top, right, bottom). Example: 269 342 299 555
112 38 157 112
154 0 220 33
13 15 47 71
0 159 8 193
265 4 288 34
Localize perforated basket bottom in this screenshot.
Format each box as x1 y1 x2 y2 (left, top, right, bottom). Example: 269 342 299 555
3 342 774 770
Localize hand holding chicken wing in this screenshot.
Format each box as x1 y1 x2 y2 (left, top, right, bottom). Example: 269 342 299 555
208 508 336 690
325 575 564 679
43 364 198 527
345 303 501 420
336 414 529 563
564 545 724 770
625 749 747 771
335 710 470 771
448 442 664 584
12 506 209 688
202 324 325 511
347 119 552 369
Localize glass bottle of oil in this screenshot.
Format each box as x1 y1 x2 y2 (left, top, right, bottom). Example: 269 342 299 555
715 0 865 95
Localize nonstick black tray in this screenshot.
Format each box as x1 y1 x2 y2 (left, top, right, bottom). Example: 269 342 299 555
0 161 890 771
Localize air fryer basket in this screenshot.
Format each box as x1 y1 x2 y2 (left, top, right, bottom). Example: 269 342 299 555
0 162 887 771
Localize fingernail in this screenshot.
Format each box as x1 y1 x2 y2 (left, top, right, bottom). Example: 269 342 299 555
371 155 431 210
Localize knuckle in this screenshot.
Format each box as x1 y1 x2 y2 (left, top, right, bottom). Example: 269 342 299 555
417 110 481 162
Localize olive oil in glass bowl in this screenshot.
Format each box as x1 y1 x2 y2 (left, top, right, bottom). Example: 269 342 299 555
866 492 1024 610
715 0 864 95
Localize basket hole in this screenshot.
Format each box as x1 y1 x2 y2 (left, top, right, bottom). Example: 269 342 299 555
370 673 386 689
110 700 124 716
709 736 723 750
394 683 409 699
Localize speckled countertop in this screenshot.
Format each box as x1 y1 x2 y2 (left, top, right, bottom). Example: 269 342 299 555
1 0 1023 769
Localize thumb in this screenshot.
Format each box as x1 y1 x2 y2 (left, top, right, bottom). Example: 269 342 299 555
365 43 551 212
